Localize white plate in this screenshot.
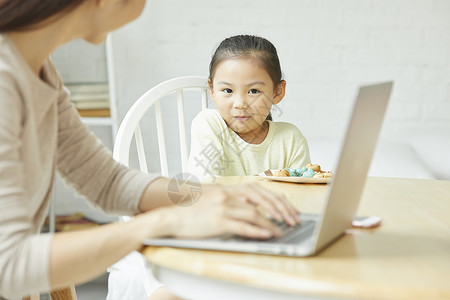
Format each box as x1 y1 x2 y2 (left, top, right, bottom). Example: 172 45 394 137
263 176 332 184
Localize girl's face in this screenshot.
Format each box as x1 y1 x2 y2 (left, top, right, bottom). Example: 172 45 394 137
209 58 285 144
84 0 146 44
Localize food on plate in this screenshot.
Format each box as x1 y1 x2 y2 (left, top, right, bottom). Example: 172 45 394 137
302 168 316 178
313 171 333 178
287 167 307 176
306 163 321 173
273 169 290 177
272 164 333 178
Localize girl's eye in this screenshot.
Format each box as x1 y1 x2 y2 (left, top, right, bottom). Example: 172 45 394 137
222 88 233 94
249 89 260 94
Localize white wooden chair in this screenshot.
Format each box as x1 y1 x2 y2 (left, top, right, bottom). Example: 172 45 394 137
113 75 209 176
108 76 209 299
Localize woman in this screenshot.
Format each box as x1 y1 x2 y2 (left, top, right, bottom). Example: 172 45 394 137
0 0 299 299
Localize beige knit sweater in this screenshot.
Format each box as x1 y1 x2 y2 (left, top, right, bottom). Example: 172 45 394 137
0 34 156 299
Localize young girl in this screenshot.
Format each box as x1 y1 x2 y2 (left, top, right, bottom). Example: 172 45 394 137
188 35 311 179
109 35 308 300
0 2 299 299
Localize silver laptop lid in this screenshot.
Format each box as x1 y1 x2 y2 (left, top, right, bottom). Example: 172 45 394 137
312 82 393 253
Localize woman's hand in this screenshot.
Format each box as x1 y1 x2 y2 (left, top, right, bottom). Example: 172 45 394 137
158 183 299 240
223 183 300 226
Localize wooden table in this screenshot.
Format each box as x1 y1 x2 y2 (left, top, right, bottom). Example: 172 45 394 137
142 177 450 300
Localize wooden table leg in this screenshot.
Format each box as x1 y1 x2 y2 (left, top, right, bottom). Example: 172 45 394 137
22 286 76 300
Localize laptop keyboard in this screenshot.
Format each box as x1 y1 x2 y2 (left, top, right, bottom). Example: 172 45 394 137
226 219 316 244
271 220 315 243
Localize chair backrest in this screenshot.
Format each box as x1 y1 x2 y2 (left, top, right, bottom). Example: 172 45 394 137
111 77 209 295
113 76 209 176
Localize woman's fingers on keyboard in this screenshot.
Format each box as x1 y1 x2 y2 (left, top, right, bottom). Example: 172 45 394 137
241 189 283 222
226 203 281 236
261 187 299 226
223 219 274 239
223 206 281 238
238 183 299 226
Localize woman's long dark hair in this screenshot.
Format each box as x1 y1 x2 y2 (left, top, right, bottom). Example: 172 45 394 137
0 0 85 32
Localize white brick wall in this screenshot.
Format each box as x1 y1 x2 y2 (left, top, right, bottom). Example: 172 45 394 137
54 0 450 178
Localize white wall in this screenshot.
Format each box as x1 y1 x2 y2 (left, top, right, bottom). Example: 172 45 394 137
109 0 450 170
52 0 450 216
53 39 108 82
113 0 450 129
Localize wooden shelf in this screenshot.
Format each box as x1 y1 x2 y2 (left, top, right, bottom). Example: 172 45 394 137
77 108 111 118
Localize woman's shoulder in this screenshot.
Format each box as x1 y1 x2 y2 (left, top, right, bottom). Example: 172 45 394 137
0 36 25 111
0 35 19 78
0 34 63 91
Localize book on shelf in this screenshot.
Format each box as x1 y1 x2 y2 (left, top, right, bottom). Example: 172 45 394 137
66 82 109 95
78 108 111 117
74 99 110 110
65 82 111 116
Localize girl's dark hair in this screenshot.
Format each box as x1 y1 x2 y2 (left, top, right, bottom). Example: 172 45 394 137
209 35 283 89
0 0 85 32
209 35 282 121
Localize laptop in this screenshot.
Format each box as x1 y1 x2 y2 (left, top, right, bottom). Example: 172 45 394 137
144 81 393 257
